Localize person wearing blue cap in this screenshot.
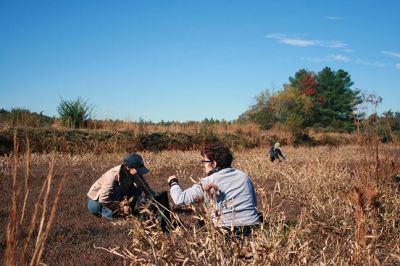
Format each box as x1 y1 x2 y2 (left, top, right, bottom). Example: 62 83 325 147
87 153 155 220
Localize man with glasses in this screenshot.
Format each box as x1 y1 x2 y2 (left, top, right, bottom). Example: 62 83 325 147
167 142 261 237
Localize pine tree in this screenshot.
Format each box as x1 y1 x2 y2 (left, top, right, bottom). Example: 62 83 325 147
316 67 361 131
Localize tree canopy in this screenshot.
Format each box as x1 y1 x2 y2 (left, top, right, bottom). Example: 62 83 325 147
240 67 363 133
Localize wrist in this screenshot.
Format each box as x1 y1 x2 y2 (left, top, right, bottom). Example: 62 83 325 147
169 178 179 188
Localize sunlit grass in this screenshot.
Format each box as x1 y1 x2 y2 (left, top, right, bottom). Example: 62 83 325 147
3 144 400 264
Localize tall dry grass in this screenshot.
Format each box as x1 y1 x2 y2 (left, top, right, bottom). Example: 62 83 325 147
90 144 400 265
4 132 66 265
84 120 261 136
3 119 399 264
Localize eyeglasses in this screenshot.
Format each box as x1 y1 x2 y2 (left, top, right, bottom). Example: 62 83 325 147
201 160 212 164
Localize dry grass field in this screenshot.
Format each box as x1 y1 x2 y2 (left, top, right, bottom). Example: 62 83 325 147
1 144 400 265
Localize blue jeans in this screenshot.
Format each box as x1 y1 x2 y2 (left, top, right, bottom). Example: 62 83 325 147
87 199 114 220
87 186 121 220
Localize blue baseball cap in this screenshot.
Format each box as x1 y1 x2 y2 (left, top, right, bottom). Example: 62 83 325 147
123 153 150 175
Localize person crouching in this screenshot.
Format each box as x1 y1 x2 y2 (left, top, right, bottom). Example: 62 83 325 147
87 153 155 220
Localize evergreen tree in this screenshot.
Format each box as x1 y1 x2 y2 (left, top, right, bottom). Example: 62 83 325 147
289 69 318 96
315 67 361 131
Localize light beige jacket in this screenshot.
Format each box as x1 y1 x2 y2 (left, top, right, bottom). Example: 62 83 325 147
87 165 121 204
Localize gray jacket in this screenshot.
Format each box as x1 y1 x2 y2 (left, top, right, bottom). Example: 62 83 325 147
170 168 260 227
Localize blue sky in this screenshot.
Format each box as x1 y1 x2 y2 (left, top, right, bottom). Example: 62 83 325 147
1 0 399 122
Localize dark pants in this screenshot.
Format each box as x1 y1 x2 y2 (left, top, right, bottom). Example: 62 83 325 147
132 191 173 232
150 191 172 232
222 224 260 242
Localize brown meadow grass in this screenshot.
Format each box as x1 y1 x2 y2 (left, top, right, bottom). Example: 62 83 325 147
1 142 400 265
3 133 67 266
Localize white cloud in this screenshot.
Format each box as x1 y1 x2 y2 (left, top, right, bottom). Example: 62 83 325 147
266 33 348 50
300 56 325 63
301 55 350 63
328 54 350 61
301 55 385 68
280 38 321 47
395 63 400 70
265 33 284 39
266 33 320 47
325 16 344 20
382 51 400 59
326 41 347 49
354 59 385 67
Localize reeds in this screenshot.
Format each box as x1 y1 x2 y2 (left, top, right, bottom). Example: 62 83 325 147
3 128 400 264
93 143 399 265
4 131 66 265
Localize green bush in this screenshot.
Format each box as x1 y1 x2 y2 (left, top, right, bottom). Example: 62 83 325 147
57 97 92 129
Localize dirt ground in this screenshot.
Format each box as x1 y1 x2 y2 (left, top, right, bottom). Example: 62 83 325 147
0 153 299 265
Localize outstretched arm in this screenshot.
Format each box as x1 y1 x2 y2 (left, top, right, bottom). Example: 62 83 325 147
277 148 286 160
168 175 204 205
135 174 156 198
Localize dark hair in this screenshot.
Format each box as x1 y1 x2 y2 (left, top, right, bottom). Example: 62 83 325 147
201 142 233 168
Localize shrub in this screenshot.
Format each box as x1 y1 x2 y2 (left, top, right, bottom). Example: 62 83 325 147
57 97 92 129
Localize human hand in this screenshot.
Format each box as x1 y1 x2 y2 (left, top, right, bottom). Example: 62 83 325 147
119 197 132 216
168 175 179 187
203 183 219 197
168 175 177 183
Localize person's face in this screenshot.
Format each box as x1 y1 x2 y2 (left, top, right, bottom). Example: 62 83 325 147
202 155 216 174
126 166 138 176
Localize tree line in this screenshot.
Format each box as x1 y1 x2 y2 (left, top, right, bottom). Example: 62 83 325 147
1 66 399 138
239 67 366 134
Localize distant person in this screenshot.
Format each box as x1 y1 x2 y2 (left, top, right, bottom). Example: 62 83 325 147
87 153 156 220
167 142 261 238
269 142 286 162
